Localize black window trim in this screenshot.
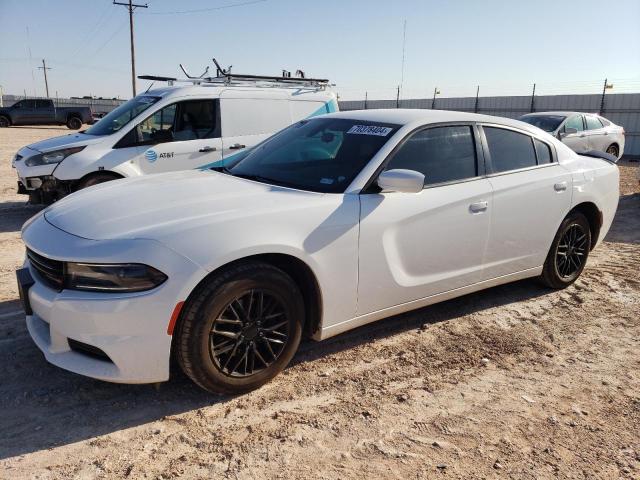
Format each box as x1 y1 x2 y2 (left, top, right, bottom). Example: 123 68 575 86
477 123 558 177
361 121 487 193
114 98 221 149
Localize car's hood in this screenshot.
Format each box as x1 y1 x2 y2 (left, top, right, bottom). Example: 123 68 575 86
44 170 329 240
27 132 106 153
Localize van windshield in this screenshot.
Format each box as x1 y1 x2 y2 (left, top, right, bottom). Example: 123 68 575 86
85 96 161 136
225 118 400 193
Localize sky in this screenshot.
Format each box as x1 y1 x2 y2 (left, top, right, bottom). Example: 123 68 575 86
1 0 639 101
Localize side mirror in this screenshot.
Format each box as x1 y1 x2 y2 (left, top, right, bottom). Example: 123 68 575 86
377 169 425 193
560 127 578 138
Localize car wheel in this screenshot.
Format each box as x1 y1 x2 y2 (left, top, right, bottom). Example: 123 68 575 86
606 144 619 158
176 262 304 394
75 172 121 191
66 116 82 129
0 116 10 128
539 212 591 289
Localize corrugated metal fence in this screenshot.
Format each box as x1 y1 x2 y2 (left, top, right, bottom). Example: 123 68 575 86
339 93 640 157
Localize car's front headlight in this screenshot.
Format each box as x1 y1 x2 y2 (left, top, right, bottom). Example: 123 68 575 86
25 146 86 167
65 262 167 292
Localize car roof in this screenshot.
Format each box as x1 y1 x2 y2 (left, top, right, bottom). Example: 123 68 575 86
322 108 543 133
521 111 600 117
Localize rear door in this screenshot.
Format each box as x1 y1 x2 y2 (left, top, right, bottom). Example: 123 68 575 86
480 125 571 278
34 99 55 123
584 115 608 152
128 99 223 174
560 114 589 153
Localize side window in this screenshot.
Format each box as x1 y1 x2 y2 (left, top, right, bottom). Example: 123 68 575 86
138 104 177 144
386 125 477 186
598 117 610 127
585 116 602 130
35 100 51 108
565 115 584 132
484 127 537 173
534 139 552 164
173 100 218 141
12 101 23 109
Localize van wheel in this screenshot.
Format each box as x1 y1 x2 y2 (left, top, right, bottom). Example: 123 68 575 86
606 144 619 158
0 116 10 128
539 212 591 289
66 116 82 130
175 262 304 394
75 172 122 191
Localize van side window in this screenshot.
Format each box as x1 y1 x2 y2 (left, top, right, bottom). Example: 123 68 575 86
139 104 177 144
484 127 537 173
385 125 477 186
173 100 218 140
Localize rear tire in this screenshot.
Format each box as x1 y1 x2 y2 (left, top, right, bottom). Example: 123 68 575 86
606 144 619 158
66 116 82 130
0 116 10 128
75 172 122 191
176 262 304 394
539 212 591 289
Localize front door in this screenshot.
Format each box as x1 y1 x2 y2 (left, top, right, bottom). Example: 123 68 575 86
560 114 589 153
132 99 223 174
480 125 572 279
357 124 492 315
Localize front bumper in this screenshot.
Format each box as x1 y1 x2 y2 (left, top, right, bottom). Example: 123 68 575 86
20 214 206 384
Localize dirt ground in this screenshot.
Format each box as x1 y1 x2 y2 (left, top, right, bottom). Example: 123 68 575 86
0 126 638 480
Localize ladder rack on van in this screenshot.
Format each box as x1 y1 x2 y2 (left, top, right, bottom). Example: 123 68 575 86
138 73 330 89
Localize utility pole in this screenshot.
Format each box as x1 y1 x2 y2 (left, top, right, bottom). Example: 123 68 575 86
37 59 52 98
114 0 148 97
530 83 536 113
474 85 480 113
599 78 613 115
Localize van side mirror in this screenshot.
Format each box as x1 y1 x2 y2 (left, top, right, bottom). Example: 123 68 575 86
377 169 425 193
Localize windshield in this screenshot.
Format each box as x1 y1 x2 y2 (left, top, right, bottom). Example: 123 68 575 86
226 118 400 193
85 95 161 136
519 115 566 132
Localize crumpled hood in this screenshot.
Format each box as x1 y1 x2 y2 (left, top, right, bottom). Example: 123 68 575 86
44 170 327 240
27 132 106 153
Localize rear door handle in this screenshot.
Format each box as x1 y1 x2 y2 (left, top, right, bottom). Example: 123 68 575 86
554 182 568 192
199 146 216 152
469 201 488 213
229 143 246 150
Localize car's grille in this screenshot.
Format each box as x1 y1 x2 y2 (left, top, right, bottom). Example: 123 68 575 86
26 249 64 290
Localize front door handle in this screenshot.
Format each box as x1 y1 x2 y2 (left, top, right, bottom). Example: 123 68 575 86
469 201 488 213
229 143 246 150
554 182 568 192
199 146 217 153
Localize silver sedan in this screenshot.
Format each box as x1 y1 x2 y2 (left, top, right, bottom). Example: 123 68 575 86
519 111 625 159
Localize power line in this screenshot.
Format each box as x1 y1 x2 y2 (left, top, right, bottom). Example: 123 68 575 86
142 0 266 15
113 0 148 97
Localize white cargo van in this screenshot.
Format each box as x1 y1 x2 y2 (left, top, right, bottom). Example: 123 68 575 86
12 73 337 203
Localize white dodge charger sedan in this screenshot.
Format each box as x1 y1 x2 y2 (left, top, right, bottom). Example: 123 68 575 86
18 110 619 393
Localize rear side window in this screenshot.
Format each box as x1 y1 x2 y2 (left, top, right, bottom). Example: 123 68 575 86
585 116 603 130
565 115 584 132
534 139 552 164
599 117 611 127
386 125 477 186
35 100 51 108
484 127 537 173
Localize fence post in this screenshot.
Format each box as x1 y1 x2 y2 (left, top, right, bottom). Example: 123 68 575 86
530 83 536 113
396 86 400 108
364 91 368 110
599 78 608 115
431 87 438 109
474 85 480 113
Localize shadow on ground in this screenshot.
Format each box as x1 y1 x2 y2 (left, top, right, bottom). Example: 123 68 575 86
0 202 43 234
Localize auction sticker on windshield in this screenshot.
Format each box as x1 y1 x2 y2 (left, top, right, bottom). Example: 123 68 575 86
347 125 393 136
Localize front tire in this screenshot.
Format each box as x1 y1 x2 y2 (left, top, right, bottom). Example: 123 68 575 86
539 212 591 289
176 262 304 394
66 116 82 129
74 172 121 191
